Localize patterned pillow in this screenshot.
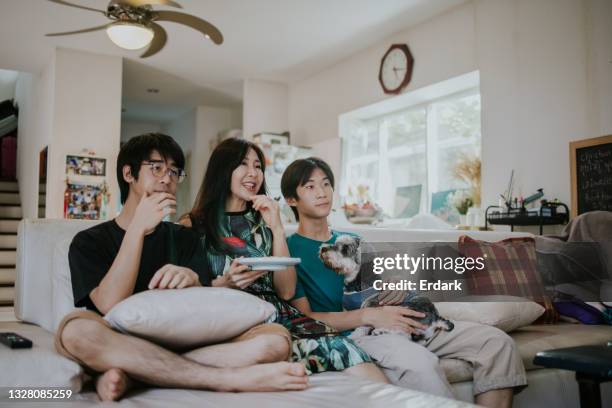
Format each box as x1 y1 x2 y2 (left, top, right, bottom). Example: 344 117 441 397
458 236 559 323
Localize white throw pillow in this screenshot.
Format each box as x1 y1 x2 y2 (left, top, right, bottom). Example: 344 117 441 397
104 287 277 349
435 295 545 332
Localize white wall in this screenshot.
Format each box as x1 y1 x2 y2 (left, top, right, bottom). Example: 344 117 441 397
160 105 241 210
14 72 39 219
585 0 612 137
46 48 122 218
162 109 197 155
243 79 288 139
310 137 343 207
15 54 56 219
191 106 241 202
17 48 121 220
0 69 18 102
477 0 591 209
121 120 163 143
288 0 612 211
162 109 197 217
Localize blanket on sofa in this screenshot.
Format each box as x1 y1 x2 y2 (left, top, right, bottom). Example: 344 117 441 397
535 211 612 321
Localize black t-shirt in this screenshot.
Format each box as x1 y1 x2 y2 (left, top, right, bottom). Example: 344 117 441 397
68 220 212 313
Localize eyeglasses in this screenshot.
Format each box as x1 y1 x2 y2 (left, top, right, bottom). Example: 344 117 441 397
142 160 187 184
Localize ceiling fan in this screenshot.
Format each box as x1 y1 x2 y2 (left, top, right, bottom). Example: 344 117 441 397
45 0 223 58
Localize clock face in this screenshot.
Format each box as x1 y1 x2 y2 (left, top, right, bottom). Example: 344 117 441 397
379 44 413 94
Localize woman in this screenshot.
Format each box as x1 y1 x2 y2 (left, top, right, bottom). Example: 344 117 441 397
180 138 386 381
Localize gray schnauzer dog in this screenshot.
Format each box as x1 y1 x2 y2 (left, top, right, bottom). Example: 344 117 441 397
319 235 454 343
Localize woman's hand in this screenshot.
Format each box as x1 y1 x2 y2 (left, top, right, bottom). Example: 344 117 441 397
249 195 283 233
212 258 267 290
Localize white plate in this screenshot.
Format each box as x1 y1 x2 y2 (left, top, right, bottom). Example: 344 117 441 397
237 257 301 271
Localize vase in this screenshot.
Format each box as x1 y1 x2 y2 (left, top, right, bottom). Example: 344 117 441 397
459 214 467 225
466 206 482 227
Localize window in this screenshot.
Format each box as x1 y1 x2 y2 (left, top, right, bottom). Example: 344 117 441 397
341 87 481 221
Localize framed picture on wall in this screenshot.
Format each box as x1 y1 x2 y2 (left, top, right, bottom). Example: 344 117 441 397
66 155 106 176
253 133 289 145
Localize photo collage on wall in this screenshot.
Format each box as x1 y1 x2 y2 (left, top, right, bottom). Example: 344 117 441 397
64 155 109 220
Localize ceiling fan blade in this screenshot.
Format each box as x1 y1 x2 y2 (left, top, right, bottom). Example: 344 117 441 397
47 0 106 15
46 24 110 37
115 0 182 8
140 22 167 58
154 11 223 45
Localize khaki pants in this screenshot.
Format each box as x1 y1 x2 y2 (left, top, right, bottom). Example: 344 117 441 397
350 320 527 398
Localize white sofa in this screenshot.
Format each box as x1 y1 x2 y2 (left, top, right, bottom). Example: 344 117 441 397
3 219 612 407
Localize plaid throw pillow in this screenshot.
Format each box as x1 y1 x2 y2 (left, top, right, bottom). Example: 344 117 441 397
458 235 559 324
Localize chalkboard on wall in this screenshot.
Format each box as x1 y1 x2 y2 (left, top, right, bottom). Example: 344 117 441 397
570 135 612 218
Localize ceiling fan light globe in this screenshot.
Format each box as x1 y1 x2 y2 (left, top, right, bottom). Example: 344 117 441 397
106 22 154 50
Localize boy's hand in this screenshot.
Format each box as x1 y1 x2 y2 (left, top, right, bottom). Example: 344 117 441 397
378 277 409 305
148 264 201 289
249 195 282 233
378 289 407 305
363 306 426 334
132 192 176 234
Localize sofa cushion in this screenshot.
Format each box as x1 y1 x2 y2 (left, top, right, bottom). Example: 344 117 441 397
435 296 545 332
458 235 559 323
70 371 474 408
510 323 612 370
440 322 612 383
16 219 101 332
104 287 277 349
52 238 81 332
0 321 83 394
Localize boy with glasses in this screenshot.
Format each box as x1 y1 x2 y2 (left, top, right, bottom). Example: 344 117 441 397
141 160 186 183
54 133 307 401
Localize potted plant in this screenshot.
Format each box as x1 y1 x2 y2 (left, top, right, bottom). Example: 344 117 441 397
452 154 481 225
449 190 473 225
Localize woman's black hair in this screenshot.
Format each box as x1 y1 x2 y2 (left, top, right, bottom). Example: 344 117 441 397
188 138 267 253
280 157 335 220
116 133 185 204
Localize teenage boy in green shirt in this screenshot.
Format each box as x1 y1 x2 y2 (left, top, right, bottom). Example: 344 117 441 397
282 157 526 408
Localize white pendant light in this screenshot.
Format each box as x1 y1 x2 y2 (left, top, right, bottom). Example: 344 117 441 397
106 21 154 50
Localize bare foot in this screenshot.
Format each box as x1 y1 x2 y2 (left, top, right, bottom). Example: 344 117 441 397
221 362 308 392
95 368 132 401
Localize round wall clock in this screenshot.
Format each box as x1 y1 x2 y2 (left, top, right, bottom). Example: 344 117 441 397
378 44 414 95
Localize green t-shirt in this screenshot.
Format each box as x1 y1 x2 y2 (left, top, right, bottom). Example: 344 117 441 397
287 230 356 312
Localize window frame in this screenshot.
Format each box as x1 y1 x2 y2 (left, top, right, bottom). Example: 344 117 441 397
340 87 481 220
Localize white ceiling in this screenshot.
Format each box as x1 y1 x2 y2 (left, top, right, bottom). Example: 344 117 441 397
0 0 465 121
121 59 242 123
